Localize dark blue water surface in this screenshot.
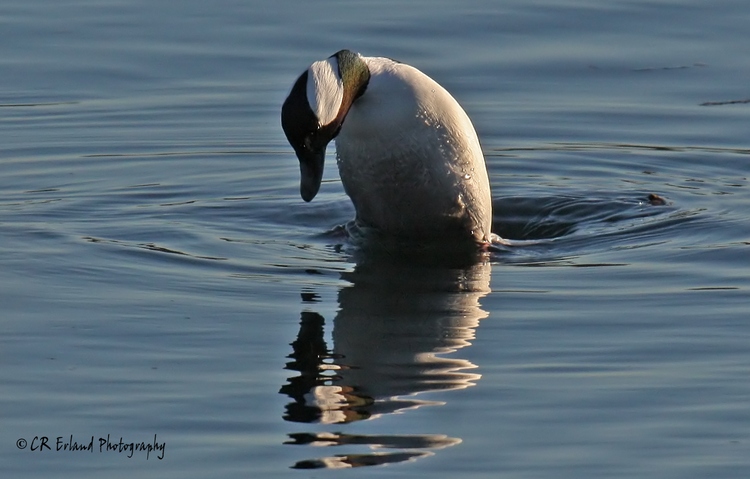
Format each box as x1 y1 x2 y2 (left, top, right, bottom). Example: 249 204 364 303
2 1 749 477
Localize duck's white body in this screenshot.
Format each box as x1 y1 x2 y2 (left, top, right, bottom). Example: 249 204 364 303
281 50 492 244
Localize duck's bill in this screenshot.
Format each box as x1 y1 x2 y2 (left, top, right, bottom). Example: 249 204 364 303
298 149 325 202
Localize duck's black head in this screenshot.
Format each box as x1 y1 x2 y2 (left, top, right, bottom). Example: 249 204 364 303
281 50 370 202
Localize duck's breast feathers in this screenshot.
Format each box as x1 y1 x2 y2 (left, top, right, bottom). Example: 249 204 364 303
335 56 492 242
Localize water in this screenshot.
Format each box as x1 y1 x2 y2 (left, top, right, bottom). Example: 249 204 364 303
2 0 749 477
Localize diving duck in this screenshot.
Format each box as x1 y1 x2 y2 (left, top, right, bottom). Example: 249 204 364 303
281 50 492 244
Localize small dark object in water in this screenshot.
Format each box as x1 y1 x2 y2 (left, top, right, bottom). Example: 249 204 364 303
648 193 667 206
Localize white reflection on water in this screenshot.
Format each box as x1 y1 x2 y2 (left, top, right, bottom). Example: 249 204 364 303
280 253 490 468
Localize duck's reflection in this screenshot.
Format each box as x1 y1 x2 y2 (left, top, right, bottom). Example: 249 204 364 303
280 253 491 469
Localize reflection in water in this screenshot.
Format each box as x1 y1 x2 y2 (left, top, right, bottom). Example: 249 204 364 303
280 253 491 469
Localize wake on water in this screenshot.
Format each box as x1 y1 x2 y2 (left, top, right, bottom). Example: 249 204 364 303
319 191 684 267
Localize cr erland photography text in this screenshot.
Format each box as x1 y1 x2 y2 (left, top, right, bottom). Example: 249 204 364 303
16 434 165 460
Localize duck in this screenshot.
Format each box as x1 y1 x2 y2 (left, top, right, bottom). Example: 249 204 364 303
281 50 493 245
